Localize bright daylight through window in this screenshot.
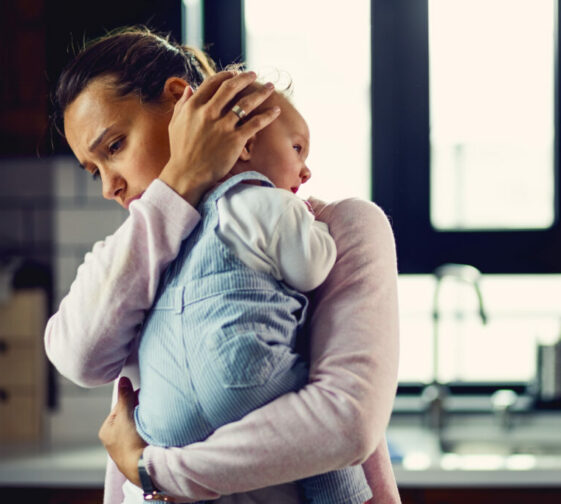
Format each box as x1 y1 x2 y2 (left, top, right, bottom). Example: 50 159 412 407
243 0 371 201
429 0 555 230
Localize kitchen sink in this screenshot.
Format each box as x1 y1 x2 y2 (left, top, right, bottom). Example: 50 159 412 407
440 439 561 456
438 412 561 456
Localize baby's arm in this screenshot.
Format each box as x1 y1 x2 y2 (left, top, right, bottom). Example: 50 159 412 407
217 185 337 292
44 180 200 387
268 197 336 292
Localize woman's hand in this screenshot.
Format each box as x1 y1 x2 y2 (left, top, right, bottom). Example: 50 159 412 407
159 70 280 206
99 377 146 487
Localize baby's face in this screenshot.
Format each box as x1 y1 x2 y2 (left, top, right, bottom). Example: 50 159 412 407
239 92 311 193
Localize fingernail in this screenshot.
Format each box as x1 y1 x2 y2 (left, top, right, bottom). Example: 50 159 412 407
273 106 281 114
246 71 256 78
264 82 274 90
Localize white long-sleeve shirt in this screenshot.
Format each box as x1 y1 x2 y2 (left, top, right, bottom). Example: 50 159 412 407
216 183 336 292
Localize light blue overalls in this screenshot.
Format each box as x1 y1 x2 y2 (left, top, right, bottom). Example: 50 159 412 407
135 171 372 504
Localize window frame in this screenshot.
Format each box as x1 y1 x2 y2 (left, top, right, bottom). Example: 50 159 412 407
371 0 561 274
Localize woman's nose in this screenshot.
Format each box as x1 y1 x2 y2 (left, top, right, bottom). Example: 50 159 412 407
301 165 311 183
101 170 125 201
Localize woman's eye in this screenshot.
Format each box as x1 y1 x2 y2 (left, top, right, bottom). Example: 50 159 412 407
91 170 100 181
293 144 302 154
108 139 123 155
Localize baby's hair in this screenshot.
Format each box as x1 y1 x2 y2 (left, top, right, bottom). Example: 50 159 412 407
222 64 295 127
51 26 216 139
224 63 294 97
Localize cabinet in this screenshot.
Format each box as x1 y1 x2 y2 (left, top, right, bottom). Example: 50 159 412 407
0 289 47 442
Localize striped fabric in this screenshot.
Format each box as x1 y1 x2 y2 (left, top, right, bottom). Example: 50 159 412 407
135 172 372 504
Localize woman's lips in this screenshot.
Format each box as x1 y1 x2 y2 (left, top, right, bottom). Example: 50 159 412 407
125 193 144 209
291 187 298 193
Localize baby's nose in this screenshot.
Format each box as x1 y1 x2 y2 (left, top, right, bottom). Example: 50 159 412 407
301 166 311 183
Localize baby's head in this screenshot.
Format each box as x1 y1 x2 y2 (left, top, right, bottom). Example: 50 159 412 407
230 84 311 194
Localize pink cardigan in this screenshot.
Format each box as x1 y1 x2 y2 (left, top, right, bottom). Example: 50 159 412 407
45 180 401 503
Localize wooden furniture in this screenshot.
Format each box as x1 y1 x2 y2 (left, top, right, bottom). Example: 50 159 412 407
0 289 47 442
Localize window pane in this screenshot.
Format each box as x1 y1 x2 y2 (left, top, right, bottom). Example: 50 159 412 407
429 0 555 230
243 0 371 201
398 274 561 383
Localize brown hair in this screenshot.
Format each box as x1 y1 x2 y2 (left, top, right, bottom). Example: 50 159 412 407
52 26 216 137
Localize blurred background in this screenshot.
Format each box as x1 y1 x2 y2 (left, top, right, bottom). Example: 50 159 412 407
1 1 561 503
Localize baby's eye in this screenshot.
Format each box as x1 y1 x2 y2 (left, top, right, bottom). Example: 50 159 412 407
108 138 123 155
293 144 302 153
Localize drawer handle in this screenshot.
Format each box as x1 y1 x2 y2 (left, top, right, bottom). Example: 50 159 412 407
0 389 8 402
0 340 7 353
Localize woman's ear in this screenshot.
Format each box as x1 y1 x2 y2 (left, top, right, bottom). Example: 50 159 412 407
162 77 189 103
239 135 257 162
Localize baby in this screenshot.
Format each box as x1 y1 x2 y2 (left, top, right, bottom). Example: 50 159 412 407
133 87 372 504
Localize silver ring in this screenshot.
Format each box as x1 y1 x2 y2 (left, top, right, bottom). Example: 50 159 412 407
231 104 247 120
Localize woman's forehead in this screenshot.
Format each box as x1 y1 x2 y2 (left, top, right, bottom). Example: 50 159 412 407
63 79 133 150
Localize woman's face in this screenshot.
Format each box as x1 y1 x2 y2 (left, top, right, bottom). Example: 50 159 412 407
64 76 174 209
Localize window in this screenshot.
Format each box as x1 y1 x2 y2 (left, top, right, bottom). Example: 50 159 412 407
429 0 555 231
397 273 561 385
199 1 561 387
371 0 561 386
372 0 561 274
243 0 371 201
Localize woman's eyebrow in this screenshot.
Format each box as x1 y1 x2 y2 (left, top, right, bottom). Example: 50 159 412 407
88 127 111 152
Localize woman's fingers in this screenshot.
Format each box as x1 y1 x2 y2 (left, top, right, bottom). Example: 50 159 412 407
236 104 281 139
117 376 138 411
191 70 251 107
225 81 276 124
205 71 263 114
186 70 276 126
178 84 194 105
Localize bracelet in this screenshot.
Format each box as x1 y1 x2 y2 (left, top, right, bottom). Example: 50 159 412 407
138 453 171 502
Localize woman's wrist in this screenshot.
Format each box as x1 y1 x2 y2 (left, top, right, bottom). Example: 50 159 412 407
127 445 145 488
158 163 214 207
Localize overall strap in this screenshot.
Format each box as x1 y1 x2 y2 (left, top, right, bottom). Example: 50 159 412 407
202 171 275 209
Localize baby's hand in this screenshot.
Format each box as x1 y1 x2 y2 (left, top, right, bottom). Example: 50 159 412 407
304 200 315 216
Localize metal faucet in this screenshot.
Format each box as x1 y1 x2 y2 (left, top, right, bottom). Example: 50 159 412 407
421 263 488 432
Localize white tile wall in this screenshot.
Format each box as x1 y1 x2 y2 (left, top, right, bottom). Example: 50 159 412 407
49 156 127 441
0 157 52 260
52 156 127 304
0 158 54 199
0 209 25 246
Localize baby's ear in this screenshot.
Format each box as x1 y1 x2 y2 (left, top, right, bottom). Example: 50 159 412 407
239 135 256 161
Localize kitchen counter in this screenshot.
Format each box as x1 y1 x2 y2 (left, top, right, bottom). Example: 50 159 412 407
1 429 560 490
388 411 561 488
0 442 106 487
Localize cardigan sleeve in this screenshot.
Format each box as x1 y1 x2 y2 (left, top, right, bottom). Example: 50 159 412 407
142 197 400 502
44 179 201 388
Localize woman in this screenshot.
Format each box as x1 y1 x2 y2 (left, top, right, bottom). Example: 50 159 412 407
46 27 400 503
